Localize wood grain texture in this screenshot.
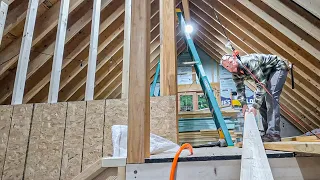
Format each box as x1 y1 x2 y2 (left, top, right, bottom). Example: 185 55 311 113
2 104 33 180
240 112 274 180
60 101 86 180
82 100 105 170
0 105 13 178
127 0 151 163
264 141 320 154
24 103 67 180
160 0 177 96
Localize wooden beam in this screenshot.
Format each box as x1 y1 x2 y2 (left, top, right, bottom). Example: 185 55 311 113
127 0 150 163
241 112 274 180
182 0 191 22
160 0 177 96
237 0 320 62
121 0 131 99
292 0 320 19
262 0 320 43
264 142 320 154
0 0 8 46
48 0 70 103
11 0 39 105
85 0 102 100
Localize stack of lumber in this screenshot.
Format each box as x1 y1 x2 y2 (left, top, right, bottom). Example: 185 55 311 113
178 117 236 132
179 129 241 146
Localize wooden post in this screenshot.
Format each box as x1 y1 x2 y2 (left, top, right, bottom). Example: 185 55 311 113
85 0 101 100
160 0 177 96
121 0 131 99
0 0 8 46
48 0 70 103
182 0 191 22
11 0 39 105
127 0 150 163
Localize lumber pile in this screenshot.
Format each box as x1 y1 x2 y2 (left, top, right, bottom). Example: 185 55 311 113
179 130 241 146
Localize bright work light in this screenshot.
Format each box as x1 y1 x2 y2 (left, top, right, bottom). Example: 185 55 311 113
185 24 193 34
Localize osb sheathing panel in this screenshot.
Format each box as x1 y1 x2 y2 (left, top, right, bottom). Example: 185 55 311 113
60 101 86 180
2 104 33 180
82 100 105 170
24 103 67 180
103 96 177 157
0 105 13 178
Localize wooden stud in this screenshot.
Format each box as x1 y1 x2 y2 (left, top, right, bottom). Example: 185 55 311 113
160 0 177 96
0 0 8 46
121 0 131 99
292 0 320 19
85 0 102 100
48 0 70 103
264 141 320 154
241 112 274 180
182 0 191 22
127 0 150 163
11 0 39 105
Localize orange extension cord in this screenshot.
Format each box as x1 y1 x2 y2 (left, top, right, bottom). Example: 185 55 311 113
169 143 194 180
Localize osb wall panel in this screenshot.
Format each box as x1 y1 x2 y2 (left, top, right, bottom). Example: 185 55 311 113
0 96 177 180
60 101 86 180
0 105 13 179
82 100 105 170
2 104 33 180
103 96 177 157
24 103 67 180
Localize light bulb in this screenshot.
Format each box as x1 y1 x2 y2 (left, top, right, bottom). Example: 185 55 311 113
185 24 193 34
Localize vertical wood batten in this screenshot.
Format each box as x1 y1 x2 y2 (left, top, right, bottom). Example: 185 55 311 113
11 0 39 105
121 0 131 99
85 0 102 101
160 0 177 96
48 0 71 103
0 0 8 46
127 0 151 163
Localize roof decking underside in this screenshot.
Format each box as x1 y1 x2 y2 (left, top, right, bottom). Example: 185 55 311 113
0 0 319 132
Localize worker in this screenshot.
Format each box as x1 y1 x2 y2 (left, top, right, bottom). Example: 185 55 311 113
220 53 290 142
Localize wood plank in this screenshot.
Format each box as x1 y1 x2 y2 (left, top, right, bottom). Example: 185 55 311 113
24 103 67 180
0 105 13 178
93 167 117 180
160 0 177 96
182 0 190 22
237 0 320 61
0 0 8 46
85 0 102 100
2 104 33 180
264 142 320 154
48 0 71 103
292 0 320 19
262 0 320 43
73 159 105 180
60 101 86 180
178 83 220 93
240 112 274 180
11 0 39 105
82 100 105 170
127 0 151 163
121 0 131 99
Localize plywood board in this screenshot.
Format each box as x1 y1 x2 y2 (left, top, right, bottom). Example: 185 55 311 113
0 105 13 178
82 100 105 170
60 101 86 180
2 104 33 180
24 103 67 180
103 96 177 157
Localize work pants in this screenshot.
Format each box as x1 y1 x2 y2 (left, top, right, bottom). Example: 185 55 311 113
259 69 288 136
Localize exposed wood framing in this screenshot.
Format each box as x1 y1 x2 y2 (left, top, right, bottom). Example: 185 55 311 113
292 0 320 19
182 0 190 22
121 0 131 99
48 0 70 103
127 0 151 163
11 0 39 105
160 0 177 96
0 0 8 46
85 0 102 100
